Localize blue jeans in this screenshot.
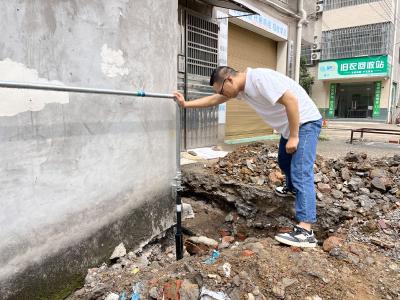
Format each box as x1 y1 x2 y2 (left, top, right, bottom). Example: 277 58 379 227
278 119 322 223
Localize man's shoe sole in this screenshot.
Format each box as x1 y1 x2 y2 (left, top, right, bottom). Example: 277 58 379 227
274 235 317 248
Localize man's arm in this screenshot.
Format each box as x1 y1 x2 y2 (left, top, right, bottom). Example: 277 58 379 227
173 92 228 108
277 90 300 154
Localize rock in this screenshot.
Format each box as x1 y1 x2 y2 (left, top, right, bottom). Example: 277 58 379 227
149 287 159 299
183 203 195 219
219 236 235 249
180 280 200 300
317 183 331 193
246 159 256 172
317 191 324 201
378 219 388 230
105 293 120 300
314 172 323 183
359 187 371 195
355 195 376 210
188 236 218 249
304 296 322 300
345 152 363 163
87 285 108 299
371 177 386 192
370 237 395 249
282 277 298 289
355 162 372 172
252 287 261 296
241 250 255 257
257 176 266 185
110 243 126 260
225 212 234 222
329 247 348 259
341 200 356 211
245 241 264 252
233 275 241 287
272 284 285 299
341 168 351 181
247 293 255 300
347 177 363 191
269 171 284 185
323 236 342 252
322 174 330 184
331 189 344 199
222 236 235 244
236 202 257 218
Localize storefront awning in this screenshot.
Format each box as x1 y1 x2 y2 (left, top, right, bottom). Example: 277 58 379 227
198 0 257 13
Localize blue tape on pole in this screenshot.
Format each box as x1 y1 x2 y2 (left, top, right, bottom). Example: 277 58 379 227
136 91 145 97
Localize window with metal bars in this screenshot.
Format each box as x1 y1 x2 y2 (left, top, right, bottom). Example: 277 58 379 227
321 22 393 60
187 14 219 77
324 0 381 10
301 45 313 65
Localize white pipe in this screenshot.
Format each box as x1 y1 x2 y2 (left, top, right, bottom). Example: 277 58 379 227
387 0 398 123
295 0 307 83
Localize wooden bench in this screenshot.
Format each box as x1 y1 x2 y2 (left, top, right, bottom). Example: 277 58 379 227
350 128 400 144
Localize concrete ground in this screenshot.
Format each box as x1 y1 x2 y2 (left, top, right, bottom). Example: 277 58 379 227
317 121 400 159
182 121 400 164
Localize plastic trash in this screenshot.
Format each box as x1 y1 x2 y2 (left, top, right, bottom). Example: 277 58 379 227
131 282 144 300
200 287 230 300
203 250 220 265
120 292 127 300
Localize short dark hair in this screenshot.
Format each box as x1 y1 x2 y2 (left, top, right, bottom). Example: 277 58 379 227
209 66 238 86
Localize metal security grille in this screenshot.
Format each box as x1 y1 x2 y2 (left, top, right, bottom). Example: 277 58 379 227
321 22 393 60
187 14 219 77
177 10 219 149
301 45 313 65
325 0 381 10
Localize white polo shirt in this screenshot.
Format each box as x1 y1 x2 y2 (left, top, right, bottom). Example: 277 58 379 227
237 68 322 139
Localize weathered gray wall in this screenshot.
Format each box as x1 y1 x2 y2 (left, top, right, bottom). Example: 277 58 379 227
0 0 178 298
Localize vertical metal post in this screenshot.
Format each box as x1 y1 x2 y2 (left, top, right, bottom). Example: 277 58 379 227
175 103 184 260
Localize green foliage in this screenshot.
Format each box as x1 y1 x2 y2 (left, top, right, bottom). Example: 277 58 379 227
300 57 314 95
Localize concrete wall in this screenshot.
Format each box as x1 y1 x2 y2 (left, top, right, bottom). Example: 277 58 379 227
322 0 394 30
0 0 178 299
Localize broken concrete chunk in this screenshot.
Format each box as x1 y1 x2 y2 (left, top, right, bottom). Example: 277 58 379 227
317 183 331 193
105 293 120 300
180 279 200 300
183 202 195 219
110 243 126 260
188 236 218 249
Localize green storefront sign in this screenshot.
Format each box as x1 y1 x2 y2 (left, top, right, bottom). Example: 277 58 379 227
318 56 390 80
328 83 336 117
373 81 382 117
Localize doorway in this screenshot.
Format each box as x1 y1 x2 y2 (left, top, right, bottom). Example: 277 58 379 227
335 82 375 118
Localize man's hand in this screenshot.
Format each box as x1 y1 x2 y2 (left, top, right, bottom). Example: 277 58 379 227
173 91 186 108
286 136 299 154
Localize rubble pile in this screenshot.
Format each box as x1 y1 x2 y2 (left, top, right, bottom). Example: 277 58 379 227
68 143 400 300
184 143 400 257
212 143 283 187
68 202 400 300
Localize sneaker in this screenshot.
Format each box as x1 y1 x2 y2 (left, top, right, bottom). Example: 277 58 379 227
274 226 317 248
275 185 296 198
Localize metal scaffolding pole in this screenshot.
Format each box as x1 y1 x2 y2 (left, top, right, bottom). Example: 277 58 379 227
0 80 184 261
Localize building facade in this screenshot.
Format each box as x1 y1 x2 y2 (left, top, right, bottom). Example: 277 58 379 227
304 0 400 122
178 0 309 146
0 1 178 298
